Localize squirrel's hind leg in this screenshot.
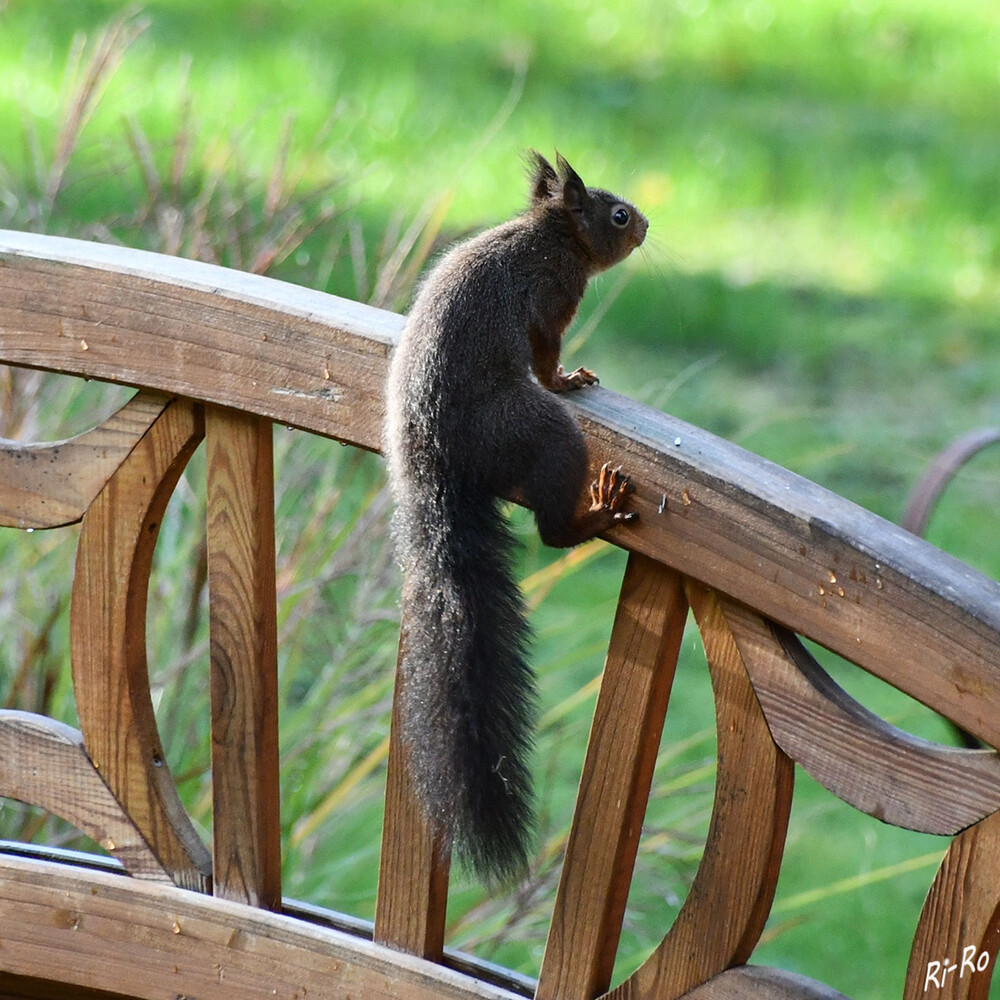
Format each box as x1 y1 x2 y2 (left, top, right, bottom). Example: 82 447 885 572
513 400 638 549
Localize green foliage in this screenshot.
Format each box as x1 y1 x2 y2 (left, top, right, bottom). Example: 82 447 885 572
0 3 998 998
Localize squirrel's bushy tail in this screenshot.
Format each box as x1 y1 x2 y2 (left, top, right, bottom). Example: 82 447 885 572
393 482 535 883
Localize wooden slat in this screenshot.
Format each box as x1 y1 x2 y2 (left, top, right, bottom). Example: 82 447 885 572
0 390 168 529
677 966 853 1000
723 601 1000 836
3 231 999 750
903 810 1000 1000
374 632 450 959
536 554 686 1000
0 710 168 881
609 583 793 1000
69 396 212 891
0 855 524 1000
205 406 281 910
902 427 1000 536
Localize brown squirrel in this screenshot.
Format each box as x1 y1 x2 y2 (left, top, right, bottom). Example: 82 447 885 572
385 152 647 882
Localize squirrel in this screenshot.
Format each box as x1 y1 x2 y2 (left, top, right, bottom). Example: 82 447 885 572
384 151 647 883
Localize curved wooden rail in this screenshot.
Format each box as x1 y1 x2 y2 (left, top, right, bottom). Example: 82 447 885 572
0 229 999 1000
2 230 997 749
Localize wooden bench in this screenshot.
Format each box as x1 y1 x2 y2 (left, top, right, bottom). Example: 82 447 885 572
0 229 998 1000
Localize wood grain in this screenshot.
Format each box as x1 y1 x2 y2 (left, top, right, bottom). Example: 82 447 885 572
2 231 999 751
0 390 169 529
609 582 793 1000
0 230 397 449
0 710 168 880
537 555 686 1000
205 406 281 910
69 395 212 892
374 631 450 959
722 601 1000 836
0 854 524 1000
575 389 1000 753
677 965 853 999
904 810 1000 1000
4 231 1000 1000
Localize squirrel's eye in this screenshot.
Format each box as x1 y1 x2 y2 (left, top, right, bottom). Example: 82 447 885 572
611 207 630 228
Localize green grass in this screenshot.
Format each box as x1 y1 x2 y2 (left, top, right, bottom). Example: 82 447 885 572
1 3 999 998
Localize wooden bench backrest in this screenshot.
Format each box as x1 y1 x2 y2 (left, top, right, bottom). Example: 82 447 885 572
0 229 999 1000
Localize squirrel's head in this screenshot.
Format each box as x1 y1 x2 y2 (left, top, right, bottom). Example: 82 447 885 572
527 151 648 273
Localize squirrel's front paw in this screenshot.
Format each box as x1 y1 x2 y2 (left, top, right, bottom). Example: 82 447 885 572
552 364 599 392
590 462 638 523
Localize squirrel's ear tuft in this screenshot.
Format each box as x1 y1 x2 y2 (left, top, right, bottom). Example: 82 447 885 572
555 153 587 212
527 150 558 204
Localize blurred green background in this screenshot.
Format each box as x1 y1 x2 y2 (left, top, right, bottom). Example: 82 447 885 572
0 1 998 998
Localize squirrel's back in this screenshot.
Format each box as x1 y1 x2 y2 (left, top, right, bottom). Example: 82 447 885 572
385 152 646 882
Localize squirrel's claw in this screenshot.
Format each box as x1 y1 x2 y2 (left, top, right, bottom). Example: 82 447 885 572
552 364 599 392
590 461 639 524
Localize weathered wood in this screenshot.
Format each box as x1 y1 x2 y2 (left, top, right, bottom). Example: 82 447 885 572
723 602 1000 835
537 554 686 1000
677 966 853 999
374 631 450 959
3 231 999 752
609 583 793 1000
69 395 212 891
205 406 282 910
0 229 397 449
575 389 1000 753
904 810 1000 1000
4 231 1000 1000
0 710 168 880
0 854 524 1000
0 390 170 530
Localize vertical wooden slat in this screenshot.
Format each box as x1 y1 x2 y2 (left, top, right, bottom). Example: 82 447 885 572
609 583 794 1000
205 406 281 910
70 395 212 892
537 553 687 1000
374 630 450 959
903 810 1000 1000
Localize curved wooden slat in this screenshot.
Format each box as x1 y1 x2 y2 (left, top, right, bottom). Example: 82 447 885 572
902 427 1000 537
903 810 1000 999
721 601 1000 836
0 710 168 880
0 854 524 1000
3 231 1000 750
608 582 794 1000
70 395 212 892
537 555 687 1000
0 390 171 529
678 966 852 1000
205 405 281 910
